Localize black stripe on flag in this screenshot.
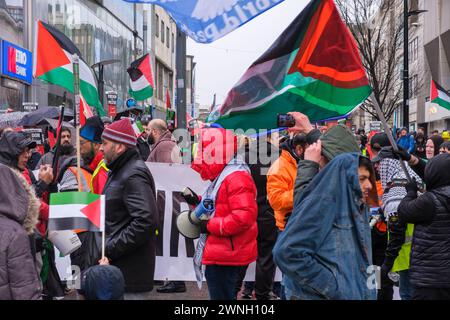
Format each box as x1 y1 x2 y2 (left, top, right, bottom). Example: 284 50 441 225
48 217 100 232
41 21 83 57
435 80 450 95
127 54 148 81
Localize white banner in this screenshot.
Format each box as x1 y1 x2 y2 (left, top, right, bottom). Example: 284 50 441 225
56 163 281 282
149 163 281 282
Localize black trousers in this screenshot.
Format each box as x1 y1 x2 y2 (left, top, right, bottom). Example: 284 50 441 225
254 214 278 300
412 287 450 300
235 211 278 300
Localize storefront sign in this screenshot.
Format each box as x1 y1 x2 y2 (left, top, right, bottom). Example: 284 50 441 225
106 91 118 118
23 102 38 112
0 39 33 85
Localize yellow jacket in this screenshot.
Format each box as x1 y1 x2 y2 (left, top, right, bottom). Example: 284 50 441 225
267 150 297 231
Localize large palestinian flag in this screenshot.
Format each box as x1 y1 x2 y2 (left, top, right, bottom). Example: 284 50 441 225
49 192 105 232
208 0 371 130
430 79 450 111
128 54 154 101
33 21 105 116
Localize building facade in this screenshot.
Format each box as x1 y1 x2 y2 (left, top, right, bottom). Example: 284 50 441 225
186 54 197 119
0 0 26 111
145 4 177 120
1 0 145 114
421 0 450 132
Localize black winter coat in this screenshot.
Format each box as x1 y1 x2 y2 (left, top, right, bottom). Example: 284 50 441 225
103 148 158 293
398 154 450 288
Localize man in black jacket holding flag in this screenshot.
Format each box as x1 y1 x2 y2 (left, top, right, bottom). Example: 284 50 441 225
100 118 158 298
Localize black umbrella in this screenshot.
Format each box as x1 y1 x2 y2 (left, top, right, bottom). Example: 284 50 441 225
18 106 74 127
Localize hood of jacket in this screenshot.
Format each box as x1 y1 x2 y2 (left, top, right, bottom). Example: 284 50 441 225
320 125 360 162
280 139 300 163
158 130 176 143
191 128 237 181
0 131 35 168
0 164 40 234
429 135 445 157
377 146 396 160
425 153 450 190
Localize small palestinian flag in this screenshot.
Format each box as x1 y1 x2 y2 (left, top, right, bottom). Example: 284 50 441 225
49 192 105 232
132 119 144 137
33 21 105 116
166 88 171 109
430 79 450 111
209 0 371 130
128 54 154 101
80 94 94 127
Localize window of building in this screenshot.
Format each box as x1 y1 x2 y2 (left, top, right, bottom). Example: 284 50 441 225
155 14 159 37
166 27 170 48
157 62 163 100
409 74 418 98
409 37 418 62
171 33 175 53
161 21 165 44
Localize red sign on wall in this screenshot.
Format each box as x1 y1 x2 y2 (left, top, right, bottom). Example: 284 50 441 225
8 46 16 74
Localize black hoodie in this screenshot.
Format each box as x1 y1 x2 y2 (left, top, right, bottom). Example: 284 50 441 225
0 131 36 168
397 154 450 288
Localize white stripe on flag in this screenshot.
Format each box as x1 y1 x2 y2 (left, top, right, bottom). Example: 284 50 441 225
130 75 151 92
438 90 450 103
100 195 105 232
49 204 85 219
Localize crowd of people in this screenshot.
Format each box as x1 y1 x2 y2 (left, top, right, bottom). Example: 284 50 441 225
1 111 450 300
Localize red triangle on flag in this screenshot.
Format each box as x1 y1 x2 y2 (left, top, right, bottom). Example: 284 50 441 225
166 89 171 109
34 21 71 78
80 198 101 229
48 130 56 150
138 54 155 88
288 0 368 89
430 79 438 101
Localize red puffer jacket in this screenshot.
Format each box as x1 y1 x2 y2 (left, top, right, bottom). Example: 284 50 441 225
191 128 258 266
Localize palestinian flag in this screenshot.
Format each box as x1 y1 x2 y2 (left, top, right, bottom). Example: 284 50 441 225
166 88 171 109
49 192 105 232
132 119 144 137
33 21 105 116
430 79 450 111
208 0 371 130
128 54 154 101
80 94 94 127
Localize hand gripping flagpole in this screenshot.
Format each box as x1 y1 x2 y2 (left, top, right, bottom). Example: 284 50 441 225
370 92 412 182
72 54 83 193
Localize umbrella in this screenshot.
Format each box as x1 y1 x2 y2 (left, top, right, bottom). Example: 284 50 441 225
39 118 74 129
0 112 28 128
18 106 74 127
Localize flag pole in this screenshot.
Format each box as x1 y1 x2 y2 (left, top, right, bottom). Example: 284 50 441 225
370 92 412 182
102 230 105 259
51 91 66 182
73 54 82 192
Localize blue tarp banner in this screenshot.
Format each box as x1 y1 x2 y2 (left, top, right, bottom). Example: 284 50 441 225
123 0 285 43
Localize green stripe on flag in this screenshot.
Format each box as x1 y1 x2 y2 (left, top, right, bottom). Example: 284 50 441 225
39 67 105 116
50 192 99 206
129 86 153 101
433 97 450 111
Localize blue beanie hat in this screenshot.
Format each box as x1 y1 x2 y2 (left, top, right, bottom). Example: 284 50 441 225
81 265 125 300
80 116 104 144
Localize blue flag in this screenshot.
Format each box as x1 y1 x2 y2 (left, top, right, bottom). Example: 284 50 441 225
123 0 285 43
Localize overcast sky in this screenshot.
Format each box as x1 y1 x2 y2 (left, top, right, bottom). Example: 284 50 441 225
187 0 309 108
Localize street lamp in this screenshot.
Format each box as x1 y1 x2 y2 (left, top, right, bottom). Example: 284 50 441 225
91 59 121 112
403 0 427 129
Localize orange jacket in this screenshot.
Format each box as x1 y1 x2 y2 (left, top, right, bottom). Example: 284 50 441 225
267 150 297 231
